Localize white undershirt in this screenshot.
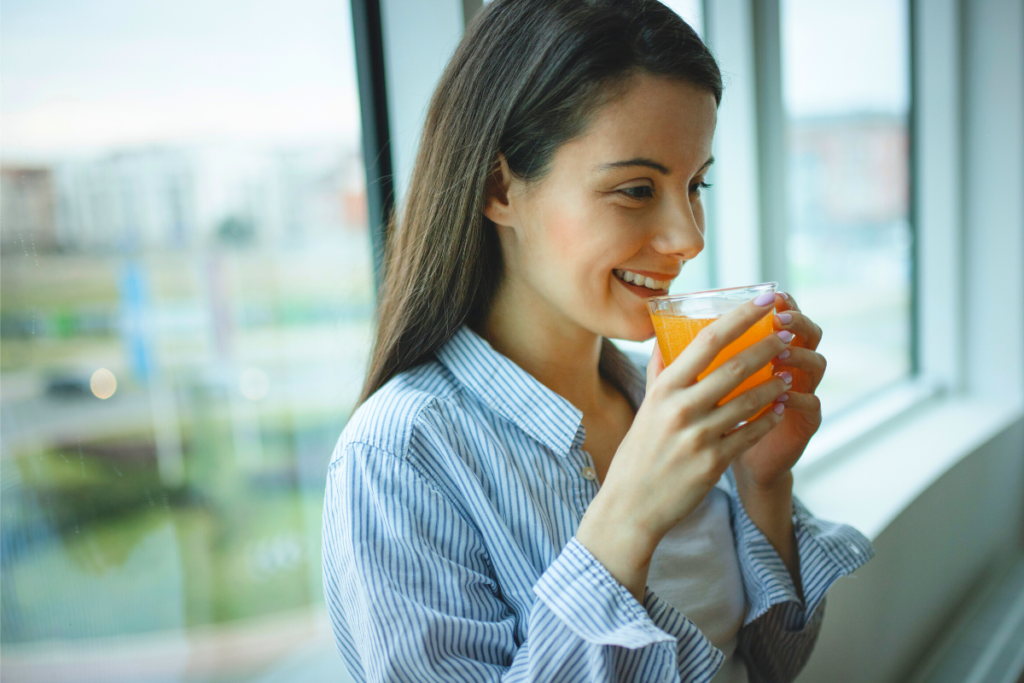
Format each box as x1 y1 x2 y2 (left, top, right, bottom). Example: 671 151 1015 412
647 486 750 683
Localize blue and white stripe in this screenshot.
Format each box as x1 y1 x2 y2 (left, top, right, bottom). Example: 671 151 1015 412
323 326 874 682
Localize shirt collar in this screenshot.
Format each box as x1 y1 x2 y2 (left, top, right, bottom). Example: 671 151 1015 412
435 326 646 457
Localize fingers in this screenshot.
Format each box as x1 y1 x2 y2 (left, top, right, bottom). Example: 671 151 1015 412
659 293 778 388
647 339 666 388
772 346 826 392
702 372 791 434
773 306 822 351
718 403 785 458
774 291 800 313
775 390 822 418
686 329 792 407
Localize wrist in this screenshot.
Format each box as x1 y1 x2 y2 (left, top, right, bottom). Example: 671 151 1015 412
577 490 657 602
733 466 794 500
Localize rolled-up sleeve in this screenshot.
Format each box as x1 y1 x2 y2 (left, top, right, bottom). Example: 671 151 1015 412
725 472 875 682
323 441 727 682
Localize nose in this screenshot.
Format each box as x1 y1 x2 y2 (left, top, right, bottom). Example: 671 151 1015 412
650 193 705 261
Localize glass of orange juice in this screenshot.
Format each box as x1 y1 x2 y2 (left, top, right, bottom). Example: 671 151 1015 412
647 282 778 412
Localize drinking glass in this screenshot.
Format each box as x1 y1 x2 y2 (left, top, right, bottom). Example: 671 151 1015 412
647 282 778 409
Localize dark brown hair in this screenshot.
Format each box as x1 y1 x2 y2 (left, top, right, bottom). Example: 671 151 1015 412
359 0 721 404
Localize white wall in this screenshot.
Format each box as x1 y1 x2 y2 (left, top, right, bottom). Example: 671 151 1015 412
796 417 1024 683
962 0 1024 402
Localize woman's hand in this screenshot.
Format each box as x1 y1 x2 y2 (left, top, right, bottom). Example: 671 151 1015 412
576 295 793 601
733 292 826 490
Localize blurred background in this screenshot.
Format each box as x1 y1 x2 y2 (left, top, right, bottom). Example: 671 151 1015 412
2 1 371 680
1 0 1021 682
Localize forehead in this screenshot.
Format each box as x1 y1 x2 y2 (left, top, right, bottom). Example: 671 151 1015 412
555 74 718 174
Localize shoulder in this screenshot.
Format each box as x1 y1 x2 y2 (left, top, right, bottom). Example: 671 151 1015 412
331 358 470 470
325 359 491 531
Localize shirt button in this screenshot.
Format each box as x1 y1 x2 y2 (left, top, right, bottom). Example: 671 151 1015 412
850 543 861 554
581 467 598 481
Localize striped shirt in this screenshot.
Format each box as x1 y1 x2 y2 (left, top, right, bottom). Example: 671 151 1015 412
323 326 874 682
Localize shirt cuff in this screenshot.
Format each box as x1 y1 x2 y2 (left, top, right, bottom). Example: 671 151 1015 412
728 481 875 627
533 537 676 649
643 588 726 680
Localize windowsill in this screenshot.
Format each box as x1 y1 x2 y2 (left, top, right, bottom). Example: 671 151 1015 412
793 393 1024 541
794 378 943 477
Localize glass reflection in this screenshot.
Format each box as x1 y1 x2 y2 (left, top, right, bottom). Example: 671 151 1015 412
1 1 365 681
781 0 912 417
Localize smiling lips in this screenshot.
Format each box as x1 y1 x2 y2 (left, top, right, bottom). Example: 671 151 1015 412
614 268 674 291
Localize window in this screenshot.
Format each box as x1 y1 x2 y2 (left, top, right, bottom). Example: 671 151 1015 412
780 0 913 417
1 1 364 680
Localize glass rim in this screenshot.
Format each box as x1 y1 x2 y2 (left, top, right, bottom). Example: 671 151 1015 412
645 281 778 305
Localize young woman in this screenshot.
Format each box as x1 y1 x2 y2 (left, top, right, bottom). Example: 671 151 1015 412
323 1 873 681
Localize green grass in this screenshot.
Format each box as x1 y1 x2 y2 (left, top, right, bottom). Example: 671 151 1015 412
1 424 335 643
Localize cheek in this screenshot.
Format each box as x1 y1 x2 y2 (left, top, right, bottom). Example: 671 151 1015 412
544 206 590 259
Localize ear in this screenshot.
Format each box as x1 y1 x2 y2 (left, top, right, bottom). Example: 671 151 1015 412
482 153 517 228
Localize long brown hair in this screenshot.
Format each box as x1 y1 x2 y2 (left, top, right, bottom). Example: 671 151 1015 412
359 0 722 405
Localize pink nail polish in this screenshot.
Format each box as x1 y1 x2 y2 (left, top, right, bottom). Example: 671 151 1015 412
780 292 790 300
773 403 785 415
777 330 794 343
777 349 791 360
779 371 793 384
778 393 790 402
753 291 775 307
777 312 793 324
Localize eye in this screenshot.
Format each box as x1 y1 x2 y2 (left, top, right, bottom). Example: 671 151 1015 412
619 185 654 200
689 181 712 197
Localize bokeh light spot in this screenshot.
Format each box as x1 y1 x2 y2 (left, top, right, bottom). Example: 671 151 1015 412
90 368 117 399
240 368 270 401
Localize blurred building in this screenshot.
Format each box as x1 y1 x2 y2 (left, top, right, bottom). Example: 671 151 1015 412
3 146 367 254
1 166 58 250
789 113 909 232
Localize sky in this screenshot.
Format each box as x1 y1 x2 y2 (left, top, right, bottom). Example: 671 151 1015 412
1 0 908 163
1 0 362 161
782 0 910 118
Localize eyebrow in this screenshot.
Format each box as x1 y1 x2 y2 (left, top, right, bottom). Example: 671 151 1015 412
597 156 715 176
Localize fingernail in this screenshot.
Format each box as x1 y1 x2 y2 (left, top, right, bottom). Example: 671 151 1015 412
779 371 793 384
777 330 794 343
777 349 791 360
780 292 790 300
776 312 793 324
753 291 775 307
778 393 790 402
773 403 786 415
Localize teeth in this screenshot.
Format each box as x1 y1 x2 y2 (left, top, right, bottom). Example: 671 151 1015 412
614 269 672 290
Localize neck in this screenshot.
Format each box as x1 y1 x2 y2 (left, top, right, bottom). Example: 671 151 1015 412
478 272 606 414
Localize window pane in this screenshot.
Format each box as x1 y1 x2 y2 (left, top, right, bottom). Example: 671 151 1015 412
1 2 365 681
781 0 912 417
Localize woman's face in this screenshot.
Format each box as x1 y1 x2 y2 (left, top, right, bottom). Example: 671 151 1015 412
489 73 718 342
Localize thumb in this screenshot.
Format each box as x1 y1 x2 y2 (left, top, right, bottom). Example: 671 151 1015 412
646 339 666 389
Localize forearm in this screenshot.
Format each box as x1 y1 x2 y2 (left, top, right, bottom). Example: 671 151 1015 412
732 470 803 602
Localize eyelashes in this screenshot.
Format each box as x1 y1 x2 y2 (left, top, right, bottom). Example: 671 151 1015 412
619 186 654 200
690 181 712 196
617 181 712 201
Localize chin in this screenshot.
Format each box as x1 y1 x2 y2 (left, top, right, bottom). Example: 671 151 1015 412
594 308 656 342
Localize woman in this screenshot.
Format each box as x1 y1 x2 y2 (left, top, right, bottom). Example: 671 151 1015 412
323 1 873 681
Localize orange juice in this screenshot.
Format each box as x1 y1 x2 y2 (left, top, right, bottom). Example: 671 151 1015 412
650 310 775 408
